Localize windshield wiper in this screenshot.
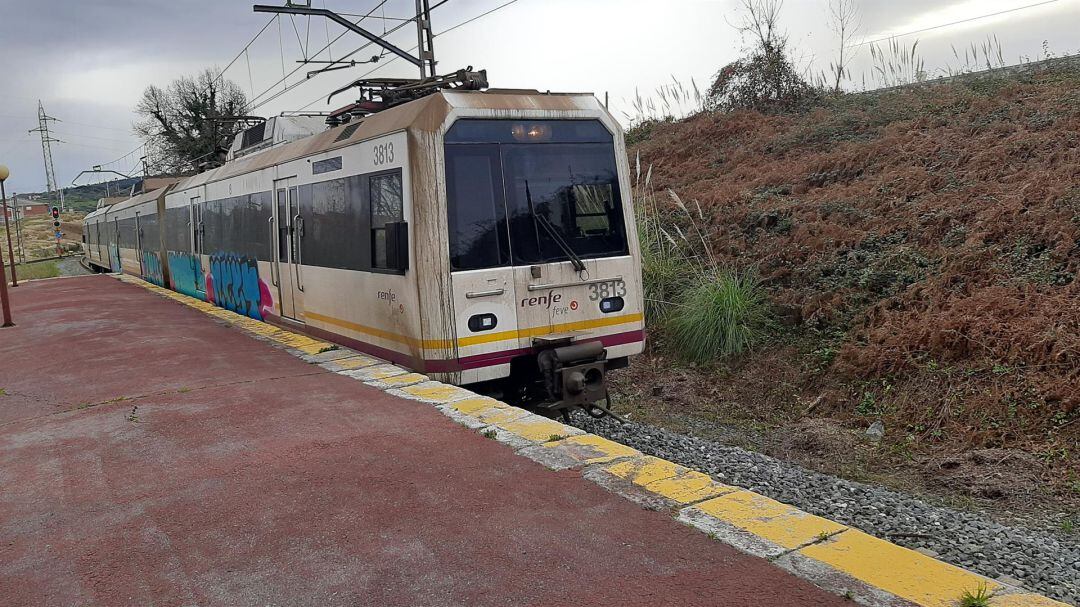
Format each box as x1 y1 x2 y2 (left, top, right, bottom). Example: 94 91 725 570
526 180 586 272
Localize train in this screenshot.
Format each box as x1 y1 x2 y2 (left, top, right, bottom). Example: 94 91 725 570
84 89 645 418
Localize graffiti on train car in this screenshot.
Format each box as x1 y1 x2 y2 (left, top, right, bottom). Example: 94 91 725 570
167 251 205 299
206 253 273 320
141 251 164 286
109 244 122 273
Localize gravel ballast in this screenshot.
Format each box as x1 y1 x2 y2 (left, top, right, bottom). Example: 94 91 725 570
570 413 1080 605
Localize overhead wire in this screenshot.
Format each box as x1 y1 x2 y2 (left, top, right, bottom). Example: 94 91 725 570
211 16 277 88
851 0 1062 48
244 0 394 112
296 0 522 111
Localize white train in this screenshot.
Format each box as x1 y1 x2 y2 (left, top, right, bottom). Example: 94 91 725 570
85 90 645 415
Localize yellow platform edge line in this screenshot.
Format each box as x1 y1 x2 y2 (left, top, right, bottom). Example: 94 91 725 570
111 273 1070 607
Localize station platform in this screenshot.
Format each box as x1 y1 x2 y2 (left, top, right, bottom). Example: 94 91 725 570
0 275 850 606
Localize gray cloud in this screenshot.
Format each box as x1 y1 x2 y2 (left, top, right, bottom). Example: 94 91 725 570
1 0 1076 194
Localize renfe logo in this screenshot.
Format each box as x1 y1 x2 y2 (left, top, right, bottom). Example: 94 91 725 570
521 290 562 309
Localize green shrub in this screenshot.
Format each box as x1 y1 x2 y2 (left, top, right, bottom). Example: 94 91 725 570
666 270 773 363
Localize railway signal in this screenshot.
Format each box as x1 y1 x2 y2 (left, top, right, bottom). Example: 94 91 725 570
52 207 63 256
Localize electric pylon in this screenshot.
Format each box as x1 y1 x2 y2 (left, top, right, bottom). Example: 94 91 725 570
29 101 65 212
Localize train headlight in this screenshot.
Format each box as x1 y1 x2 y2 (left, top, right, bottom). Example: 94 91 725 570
468 313 498 332
599 297 624 314
511 123 552 142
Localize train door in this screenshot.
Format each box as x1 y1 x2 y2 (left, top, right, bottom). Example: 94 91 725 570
190 196 207 295
110 217 121 272
272 177 305 321
134 212 142 275
445 144 520 381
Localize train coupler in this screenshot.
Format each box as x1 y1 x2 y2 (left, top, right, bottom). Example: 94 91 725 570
536 341 626 424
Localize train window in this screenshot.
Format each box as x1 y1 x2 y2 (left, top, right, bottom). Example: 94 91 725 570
370 171 403 270
502 143 628 265
312 156 343 175
299 177 366 271
165 207 192 252
276 189 289 262
446 145 509 271
141 213 159 252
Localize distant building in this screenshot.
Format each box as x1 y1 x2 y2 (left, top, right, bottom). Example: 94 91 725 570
2 196 50 222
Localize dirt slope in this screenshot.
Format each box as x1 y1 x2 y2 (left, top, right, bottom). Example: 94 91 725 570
626 65 1080 511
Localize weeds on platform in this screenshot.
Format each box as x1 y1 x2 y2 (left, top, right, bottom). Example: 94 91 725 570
958 583 994 607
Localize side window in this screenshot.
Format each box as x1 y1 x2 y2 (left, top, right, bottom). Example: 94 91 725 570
445 145 508 271
369 172 403 270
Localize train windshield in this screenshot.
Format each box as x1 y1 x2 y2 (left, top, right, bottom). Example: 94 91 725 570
446 119 628 271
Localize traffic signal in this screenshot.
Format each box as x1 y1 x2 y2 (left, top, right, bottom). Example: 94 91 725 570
51 207 59 219
53 220 61 228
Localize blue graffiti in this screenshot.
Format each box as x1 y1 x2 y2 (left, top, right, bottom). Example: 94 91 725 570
109 244 122 273
141 251 164 286
208 253 265 320
167 251 205 300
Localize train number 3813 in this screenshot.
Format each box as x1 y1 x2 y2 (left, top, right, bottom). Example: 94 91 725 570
373 142 395 166
588 279 627 301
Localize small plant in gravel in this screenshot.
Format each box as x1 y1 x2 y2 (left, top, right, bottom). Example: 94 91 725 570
547 434 567 443
317 345 339 354
958 583 994 607
0 388 6 397
481 429 498 439
126 406 139 423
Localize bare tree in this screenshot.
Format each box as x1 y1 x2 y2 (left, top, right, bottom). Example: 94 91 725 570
827 0 862 94
135 68 248 174
706 0 816 113
737 0 786 100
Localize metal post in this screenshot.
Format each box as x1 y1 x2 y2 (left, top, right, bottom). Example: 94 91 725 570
1 180 16 286
415 0 436 80
0 178 13 327
13 199 25 263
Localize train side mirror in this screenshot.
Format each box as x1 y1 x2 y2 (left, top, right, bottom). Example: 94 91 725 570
385 221 409 272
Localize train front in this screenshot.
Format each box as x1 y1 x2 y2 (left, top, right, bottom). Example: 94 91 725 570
442 97 644 419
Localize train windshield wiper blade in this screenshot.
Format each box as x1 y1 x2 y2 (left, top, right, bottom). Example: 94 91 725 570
525 181 586 272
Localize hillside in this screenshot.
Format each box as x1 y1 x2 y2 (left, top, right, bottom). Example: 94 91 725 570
22 178 140 213
622 64 1080 515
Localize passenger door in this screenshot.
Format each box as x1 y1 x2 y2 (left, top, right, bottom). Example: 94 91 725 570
190 196 206 295
445 144 519 379
134 211 142 274
272 177 305 321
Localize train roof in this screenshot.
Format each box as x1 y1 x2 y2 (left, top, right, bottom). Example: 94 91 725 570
166 90 611 193
84 186 170 220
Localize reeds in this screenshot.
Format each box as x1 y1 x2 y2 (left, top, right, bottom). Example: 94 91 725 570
623 77 704 127
869 38 927 88
633 155 773 361
946 35 1007 76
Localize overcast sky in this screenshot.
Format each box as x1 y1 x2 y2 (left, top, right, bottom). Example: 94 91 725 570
1 0 1077 195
